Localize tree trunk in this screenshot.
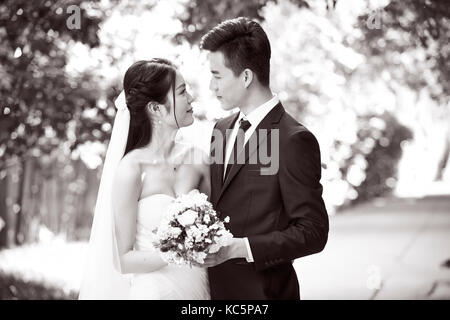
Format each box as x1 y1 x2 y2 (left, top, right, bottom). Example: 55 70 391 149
14 159 26 245
435 135 450 181
0 174 8 248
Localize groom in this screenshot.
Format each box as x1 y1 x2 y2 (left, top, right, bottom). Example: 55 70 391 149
200 17 329 300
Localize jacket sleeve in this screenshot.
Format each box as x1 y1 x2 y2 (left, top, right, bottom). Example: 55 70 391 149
248 130 329 271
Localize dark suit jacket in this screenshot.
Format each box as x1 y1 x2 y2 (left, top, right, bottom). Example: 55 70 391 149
208 102 329 300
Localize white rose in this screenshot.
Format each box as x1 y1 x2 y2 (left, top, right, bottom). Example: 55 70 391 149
169 202 185 215
169 227 182 238
177 209 197 227
188 225 204 242
197 224 209 235
180 189 209 207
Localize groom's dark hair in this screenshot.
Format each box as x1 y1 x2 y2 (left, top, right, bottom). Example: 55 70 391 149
200 17 271 87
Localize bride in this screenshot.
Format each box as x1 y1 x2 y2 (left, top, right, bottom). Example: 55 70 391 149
79 58 211 299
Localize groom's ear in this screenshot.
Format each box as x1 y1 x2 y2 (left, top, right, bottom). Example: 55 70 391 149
242 69 253 89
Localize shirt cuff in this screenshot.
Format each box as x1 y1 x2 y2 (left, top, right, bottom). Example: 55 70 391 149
243 237 254 263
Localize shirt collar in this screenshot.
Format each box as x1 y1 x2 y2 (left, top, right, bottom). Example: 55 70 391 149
238 94 279 127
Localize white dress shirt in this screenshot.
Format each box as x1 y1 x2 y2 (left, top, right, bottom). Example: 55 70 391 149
223 94 280 174
223 94 280 262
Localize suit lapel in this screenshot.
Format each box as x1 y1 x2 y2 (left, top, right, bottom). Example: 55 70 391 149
211 113 239 205
217 103 285 204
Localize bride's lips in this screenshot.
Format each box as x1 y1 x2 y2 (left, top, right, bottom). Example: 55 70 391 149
186 107 193 113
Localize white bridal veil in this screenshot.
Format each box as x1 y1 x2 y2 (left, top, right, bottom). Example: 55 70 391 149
78 91 131 299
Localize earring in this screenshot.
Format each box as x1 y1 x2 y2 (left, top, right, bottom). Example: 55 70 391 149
148 102 159 112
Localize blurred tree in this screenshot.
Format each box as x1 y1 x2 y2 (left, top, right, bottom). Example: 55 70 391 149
355 0 450 181
175 0 315 44
0 172 6 246
341 112 413 205
356 0 450 104
0 0 112 246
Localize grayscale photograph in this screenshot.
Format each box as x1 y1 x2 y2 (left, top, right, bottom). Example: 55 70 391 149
0 0 449 304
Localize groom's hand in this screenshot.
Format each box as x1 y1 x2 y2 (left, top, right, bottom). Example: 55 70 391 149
200 238 249 268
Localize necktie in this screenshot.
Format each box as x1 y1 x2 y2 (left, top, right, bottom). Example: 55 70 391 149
224 118 251 180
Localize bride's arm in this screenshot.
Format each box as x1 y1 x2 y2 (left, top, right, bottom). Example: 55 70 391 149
198 162 211 199
112 156 167 274
189 147 211 199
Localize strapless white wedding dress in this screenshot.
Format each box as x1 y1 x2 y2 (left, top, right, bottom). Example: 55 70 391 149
128 194 210 300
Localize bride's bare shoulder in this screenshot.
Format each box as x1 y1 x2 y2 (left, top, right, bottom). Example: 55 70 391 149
116 150 141 177
110 151 142 199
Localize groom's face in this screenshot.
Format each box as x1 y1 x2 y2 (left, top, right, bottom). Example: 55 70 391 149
207 51 244 111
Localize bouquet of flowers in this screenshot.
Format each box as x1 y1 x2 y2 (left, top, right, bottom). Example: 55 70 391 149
152 189 233 266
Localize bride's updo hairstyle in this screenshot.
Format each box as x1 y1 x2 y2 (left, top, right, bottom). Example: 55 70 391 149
123 58 177 155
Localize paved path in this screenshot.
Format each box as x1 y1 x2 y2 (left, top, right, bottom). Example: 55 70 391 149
1 195 449 300
294 195 450 299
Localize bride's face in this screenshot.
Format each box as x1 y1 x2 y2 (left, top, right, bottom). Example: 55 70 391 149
163 71 194 128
